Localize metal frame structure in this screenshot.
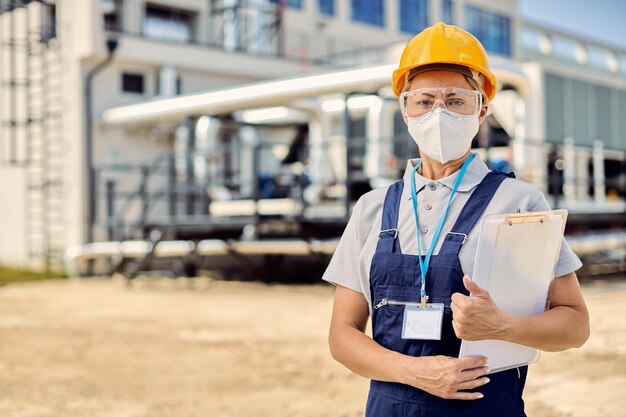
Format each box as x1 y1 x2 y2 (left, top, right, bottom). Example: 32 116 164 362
207 0 284 58
0 0 64 270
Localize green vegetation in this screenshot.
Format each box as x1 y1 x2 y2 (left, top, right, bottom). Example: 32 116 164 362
0 265 67 285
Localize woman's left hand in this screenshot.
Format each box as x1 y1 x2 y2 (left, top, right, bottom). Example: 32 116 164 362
451 275 508 341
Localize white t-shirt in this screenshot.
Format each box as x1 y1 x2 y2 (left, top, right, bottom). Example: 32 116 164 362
322 155 583 307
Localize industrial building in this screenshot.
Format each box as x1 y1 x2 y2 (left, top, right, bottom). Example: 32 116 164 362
0 0 624 275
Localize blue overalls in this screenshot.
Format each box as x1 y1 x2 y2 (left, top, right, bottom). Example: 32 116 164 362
367 170 528 417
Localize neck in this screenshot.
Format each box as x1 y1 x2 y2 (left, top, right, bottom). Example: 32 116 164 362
418 151 472 180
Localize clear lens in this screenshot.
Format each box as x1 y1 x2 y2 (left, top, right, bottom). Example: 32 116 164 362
400 87 482 118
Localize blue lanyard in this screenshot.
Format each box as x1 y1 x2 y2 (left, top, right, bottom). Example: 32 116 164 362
410 153 474 304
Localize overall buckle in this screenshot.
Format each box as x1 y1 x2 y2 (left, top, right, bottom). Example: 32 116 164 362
379 228 398 239
447 232 468 244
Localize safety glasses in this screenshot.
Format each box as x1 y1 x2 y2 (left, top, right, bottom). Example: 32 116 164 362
400 87 483 118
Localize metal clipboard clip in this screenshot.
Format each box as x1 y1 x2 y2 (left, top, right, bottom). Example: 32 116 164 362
503 213 549 226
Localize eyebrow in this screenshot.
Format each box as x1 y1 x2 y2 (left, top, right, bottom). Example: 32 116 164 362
418 92 460 98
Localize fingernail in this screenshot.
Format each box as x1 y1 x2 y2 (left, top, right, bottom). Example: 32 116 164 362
484 378 490 383
477 393 484 399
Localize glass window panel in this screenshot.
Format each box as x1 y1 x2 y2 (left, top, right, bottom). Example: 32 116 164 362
399 0 428 33
144 5 194 43
269 0 302 8
442 0 453 24
318 0 334 15
619 55 626 76
587 46 612 71
122 73 144 94
464 5 511 56
551 36 584 64
351 0 384 27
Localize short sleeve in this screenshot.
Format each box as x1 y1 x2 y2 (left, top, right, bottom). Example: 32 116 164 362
529 193 583 277
321 198 366 293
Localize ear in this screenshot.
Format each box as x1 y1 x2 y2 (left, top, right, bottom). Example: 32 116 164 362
478 103 489 125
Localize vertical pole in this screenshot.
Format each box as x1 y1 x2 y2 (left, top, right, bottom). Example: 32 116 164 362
9 3 16 163
139 165 149 231
343 93 352 218
575 147 589 201
251 130 260 233
85 40 118 243
106 180 115 240
184 116 195 216
563 137 575 203
512 96 526 173
592 140 606 204
168 150 176 219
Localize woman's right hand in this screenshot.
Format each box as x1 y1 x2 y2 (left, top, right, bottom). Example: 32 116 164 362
399 355 490 400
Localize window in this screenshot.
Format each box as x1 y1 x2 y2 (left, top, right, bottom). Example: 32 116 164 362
442 0 453 24
319 0 334 16
464 5 511 56
269 0 303 8
351 0 384 27
143 4 196 43
41 3 57 41
399 0 428 33
102 0 123 32
122 73 145 94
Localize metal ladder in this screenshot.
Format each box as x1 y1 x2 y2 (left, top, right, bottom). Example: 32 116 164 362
0 1 64 270
25 13 64 270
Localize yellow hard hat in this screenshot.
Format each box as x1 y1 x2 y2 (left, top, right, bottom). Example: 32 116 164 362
392 22 497 101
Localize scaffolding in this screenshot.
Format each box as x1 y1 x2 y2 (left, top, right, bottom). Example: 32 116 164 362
0 0 64 270
208 0 283 57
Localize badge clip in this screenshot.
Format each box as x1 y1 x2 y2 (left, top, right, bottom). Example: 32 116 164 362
420 295 429 308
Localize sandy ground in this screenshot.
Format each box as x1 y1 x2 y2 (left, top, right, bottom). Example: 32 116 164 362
0 275 625 417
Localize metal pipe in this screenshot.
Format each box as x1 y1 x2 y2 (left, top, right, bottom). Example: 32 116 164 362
343 92 352 217
85 38 118 243
592 141 605 203
106 180 115 240
9 1 16 163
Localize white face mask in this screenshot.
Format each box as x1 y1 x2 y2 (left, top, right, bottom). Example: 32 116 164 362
407 108 479 164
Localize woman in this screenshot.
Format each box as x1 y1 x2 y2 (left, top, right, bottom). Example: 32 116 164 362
322 22 589 417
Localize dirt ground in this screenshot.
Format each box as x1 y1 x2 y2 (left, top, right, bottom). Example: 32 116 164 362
1 274 625 417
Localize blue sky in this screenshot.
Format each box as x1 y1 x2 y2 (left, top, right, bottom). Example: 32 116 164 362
519 0 626 50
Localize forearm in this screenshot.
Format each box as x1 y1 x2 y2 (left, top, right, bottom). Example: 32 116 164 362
329 323 490 400
453 273 590 352
498 305 589 352
329 323 414 384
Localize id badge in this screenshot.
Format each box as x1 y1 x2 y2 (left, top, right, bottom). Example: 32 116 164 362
401 303 444 340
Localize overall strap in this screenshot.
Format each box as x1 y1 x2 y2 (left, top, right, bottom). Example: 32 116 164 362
439 170 514 256
375 180 404 254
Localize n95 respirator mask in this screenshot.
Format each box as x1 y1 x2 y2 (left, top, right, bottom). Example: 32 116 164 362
407 108 479 164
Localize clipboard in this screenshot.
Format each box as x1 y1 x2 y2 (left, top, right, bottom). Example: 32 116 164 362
458 210 567 374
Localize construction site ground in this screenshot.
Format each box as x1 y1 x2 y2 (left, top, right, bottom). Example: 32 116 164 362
1 274 624 417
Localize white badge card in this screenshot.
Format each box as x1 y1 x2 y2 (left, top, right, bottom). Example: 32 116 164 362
401 303 444 340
